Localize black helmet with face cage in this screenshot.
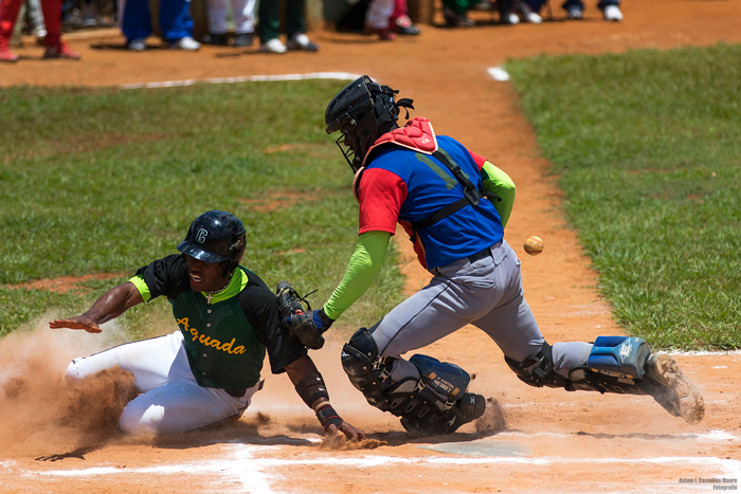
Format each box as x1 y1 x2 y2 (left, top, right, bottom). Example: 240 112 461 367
325 75 414 172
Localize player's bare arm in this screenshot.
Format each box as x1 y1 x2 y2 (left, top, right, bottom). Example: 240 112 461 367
285 355 366 440
49 281 144 333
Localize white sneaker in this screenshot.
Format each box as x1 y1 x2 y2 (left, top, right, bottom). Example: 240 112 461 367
513 1 542 23
259 38 287 54
603 4 623 21
127 38 147 51
286 33 319 51
524 10 542 23
504 11 520 24
170 36 201 51
566 6 583 19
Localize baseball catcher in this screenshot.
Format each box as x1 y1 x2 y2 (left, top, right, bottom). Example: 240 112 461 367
284 75 704 436
50 210 365 440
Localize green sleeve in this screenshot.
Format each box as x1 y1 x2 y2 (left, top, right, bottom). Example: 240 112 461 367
323 230 391 321
128 274 152 302
481 160 516 228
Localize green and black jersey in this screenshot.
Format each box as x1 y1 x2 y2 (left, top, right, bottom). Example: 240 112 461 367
129 254 307 390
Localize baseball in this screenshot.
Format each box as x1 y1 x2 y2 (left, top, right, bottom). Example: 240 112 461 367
523 235 544 255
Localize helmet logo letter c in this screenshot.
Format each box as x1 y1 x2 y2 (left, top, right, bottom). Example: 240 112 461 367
196 228 208 244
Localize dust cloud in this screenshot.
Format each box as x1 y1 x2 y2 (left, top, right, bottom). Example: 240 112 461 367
0 316 135 457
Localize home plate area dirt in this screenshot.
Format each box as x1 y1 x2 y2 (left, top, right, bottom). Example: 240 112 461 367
2 0 741 492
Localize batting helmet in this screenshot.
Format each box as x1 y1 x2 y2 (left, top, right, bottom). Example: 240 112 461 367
325 75 414 172
177 210 246 276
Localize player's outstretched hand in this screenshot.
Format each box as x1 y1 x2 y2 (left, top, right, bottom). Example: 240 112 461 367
49 316 102 334
326 420 366 441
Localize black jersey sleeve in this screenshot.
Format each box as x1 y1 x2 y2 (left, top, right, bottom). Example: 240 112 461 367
237 270 308 374
135 254 191 300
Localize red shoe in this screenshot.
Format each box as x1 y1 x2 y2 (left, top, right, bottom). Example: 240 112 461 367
0 46 19 63
43 41 81 60
363 25 396 41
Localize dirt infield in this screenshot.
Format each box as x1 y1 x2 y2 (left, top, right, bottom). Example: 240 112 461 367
2 0 741 492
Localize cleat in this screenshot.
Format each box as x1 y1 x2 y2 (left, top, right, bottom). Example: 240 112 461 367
456 392 487 423
644 354 704 424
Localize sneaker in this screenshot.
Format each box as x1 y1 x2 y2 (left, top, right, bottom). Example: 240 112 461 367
603 4 623 21
203 32 229 46
512 1 542 23
82 4 97 26
127 38 147 51
443 6 475 27
393 15 420 35
233 32 254 47
566 6 583 19
0 46 19 63
42 41 81 60
503 10 520 24
35 27 47 46
259 37 287 53
644 354 704 424
170 36 201 51
286 33 319 51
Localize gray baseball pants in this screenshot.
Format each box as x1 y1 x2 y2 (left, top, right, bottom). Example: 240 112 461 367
369 239 593 384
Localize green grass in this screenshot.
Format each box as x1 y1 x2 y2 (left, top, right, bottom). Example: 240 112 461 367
506 43 741 350
4 45 740 351
0 80 403 340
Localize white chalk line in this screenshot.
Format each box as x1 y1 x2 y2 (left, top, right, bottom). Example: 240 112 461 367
497 429 738 442
120 72 363 89
24 441 741 490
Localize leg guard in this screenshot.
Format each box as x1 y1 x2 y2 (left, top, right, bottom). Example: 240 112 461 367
506 336 651 394
341 328 485 436
505 336 704 423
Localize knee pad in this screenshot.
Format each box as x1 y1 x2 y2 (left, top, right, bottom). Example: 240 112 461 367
341 332 482 436
341 327 394 401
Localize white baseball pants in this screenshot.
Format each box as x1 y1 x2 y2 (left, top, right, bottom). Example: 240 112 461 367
66 330 261 435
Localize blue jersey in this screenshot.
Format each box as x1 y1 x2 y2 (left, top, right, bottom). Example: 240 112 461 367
357 120 504 270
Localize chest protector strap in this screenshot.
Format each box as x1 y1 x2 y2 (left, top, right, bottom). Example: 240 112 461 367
411 149 492 231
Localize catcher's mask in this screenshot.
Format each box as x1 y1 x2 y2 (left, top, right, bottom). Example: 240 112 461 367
177 210 246 278
325 75 414 172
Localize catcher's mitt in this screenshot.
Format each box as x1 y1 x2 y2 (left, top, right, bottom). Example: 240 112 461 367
276 281 325 349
